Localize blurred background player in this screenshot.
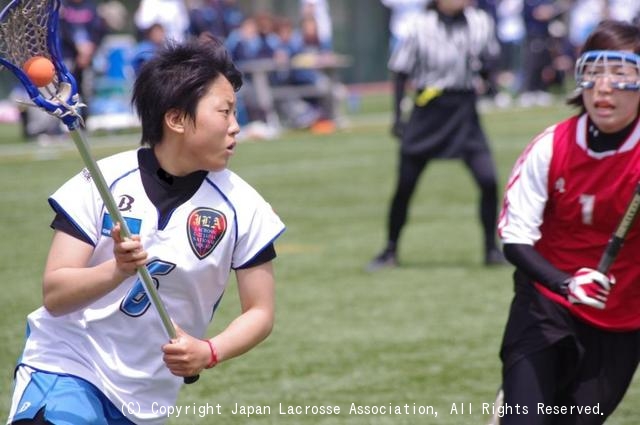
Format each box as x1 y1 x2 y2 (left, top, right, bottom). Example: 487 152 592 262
367 0 505 271
497 19 640 424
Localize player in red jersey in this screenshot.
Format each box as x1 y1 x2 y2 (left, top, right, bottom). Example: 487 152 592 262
496 20 640 425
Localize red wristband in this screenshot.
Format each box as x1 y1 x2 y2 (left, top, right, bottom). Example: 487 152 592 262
204 339 218 369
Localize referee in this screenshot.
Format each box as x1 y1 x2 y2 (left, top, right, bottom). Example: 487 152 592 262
368 0 506 271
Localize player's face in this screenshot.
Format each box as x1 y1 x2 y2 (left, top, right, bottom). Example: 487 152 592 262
582 58 640 133
182 76 240 172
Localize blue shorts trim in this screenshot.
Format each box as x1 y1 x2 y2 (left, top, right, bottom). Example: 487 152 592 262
11 368 135 425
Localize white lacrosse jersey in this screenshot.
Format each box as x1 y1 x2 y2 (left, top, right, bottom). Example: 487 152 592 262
18 149 285 424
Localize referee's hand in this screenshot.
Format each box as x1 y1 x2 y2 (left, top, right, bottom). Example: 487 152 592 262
391 121 406 140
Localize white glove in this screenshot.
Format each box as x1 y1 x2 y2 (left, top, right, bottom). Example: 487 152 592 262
565 267 616 310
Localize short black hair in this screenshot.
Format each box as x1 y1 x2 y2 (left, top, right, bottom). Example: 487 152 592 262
131 36 243 147
567 20 640 110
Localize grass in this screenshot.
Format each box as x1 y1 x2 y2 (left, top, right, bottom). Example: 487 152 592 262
1 96 639 424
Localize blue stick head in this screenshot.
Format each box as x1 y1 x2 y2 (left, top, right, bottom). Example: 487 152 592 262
0 0 84 128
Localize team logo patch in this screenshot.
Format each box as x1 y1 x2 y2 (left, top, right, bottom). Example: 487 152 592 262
187 207 227 259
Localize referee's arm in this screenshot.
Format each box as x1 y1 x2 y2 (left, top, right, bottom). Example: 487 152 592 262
391 71 409 138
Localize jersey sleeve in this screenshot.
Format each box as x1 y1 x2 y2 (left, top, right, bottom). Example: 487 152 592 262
228 180 285 269
477 11 501 66
48 168 105 246
498 128 555 245
388 20 418 74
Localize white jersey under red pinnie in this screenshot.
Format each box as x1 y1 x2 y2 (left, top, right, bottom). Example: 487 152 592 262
18 149 285 424
499 114 640 331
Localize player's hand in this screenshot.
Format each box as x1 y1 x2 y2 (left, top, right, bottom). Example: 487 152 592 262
565 267 616 309
111 223 148 278
162 325 212 378
391 120 405 140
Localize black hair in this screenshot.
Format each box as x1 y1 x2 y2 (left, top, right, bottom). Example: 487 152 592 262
567 20 640 109
131 36 243 147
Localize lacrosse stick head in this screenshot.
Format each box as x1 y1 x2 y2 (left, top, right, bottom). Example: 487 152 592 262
575 50 640 92
0 0 83 129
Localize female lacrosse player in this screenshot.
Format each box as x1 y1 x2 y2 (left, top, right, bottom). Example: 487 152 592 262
497 19 640 425
367 0 506 271
8 38 284 425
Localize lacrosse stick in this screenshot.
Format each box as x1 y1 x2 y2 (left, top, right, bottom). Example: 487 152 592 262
597 181 640 274
0 0 198 384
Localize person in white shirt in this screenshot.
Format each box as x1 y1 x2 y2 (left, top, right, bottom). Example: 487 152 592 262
7 36 285 425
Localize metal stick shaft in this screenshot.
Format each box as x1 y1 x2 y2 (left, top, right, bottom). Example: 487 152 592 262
69 129 176 339
597 181 640 274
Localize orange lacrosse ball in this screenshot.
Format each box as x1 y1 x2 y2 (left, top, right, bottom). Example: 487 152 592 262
22 56 55 87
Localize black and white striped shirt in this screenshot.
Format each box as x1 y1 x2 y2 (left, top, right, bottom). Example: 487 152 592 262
388 6 500 90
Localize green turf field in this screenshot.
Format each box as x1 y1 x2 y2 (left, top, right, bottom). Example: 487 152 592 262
1 97 638 424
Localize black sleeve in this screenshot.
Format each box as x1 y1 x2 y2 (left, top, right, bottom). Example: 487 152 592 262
393 71 409 123
503 243 571 295
237 243 277 269
50 212 94 245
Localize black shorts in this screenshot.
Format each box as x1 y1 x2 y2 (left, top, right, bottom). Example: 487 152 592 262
499 270 640 424
402 90 490 159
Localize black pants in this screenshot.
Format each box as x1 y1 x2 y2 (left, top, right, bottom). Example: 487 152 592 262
385 149 499 253
500 276 640 425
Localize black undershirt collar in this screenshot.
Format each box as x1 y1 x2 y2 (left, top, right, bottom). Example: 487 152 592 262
138 148 208 230
587 117 638 153
137 149 277 268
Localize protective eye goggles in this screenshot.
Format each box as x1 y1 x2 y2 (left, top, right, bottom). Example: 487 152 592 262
575 50 640 91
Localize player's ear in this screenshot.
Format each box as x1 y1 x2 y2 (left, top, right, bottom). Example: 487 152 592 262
164 109 186 134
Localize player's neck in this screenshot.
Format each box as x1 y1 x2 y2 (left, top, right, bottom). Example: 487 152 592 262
152 143 192 177
587 116 637 153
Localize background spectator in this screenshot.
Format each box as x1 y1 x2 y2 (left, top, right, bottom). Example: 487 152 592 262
59 0 107 107
225 14 281 127
518 0 566 107
568 0 606 55
189 0 245 40
299 0 333 49
493 0 525 104
607 0 640 23
134 0 190 43
131 23 167 76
